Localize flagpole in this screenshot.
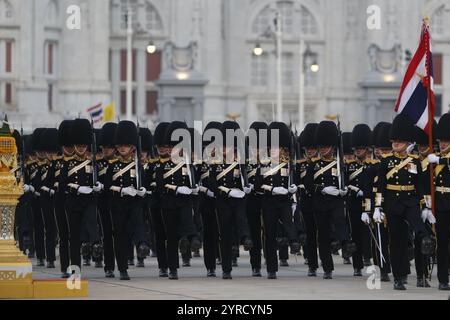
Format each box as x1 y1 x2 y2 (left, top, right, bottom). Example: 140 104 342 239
424 18 436 218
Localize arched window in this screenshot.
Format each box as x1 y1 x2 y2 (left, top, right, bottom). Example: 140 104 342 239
251 1 318 38
118 0 163 32
120 0 138 30
45 0 59 24
145 1 163 32
0 0 13 22
431 5 445 36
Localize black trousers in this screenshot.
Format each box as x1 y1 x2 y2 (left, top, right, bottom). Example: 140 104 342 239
436 210 450 284
15 194 34 252
276 221 289 261
40 195 57 262
215 197 250 273
31 197 45 260
314 204 348 273
349 198 365 270
200 196 219 270
303 207 318 270
246 194 262 270
65 196 100 269
98 198 115 271
161 201 198 270
150 202 168 269
385 202 427 280
371 222 391 274
54 194 70 273
261 198 297 273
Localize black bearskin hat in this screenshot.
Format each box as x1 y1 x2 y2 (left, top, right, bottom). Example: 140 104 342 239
342 132 353 155
299 123 318 148
248 121 268 149
390 114 415 142
58 120 73 147
376 123 393 148
315 121 338 147
154 122 170 146
203 121 222 149
115 121 138 146
372 122 390 146
165 121 189 147
99 122 118 147
437 113 450 141
32 128 46 151
268 122 291 149
139 128 153 152
352 124 372 148
41 128 60 152
413 120 437 146
70 119 92 145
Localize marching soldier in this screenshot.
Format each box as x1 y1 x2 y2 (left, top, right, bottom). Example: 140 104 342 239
298 123 319 275
208 121 253 279
103 120 150 280
97 122 118 277
150 122 170 277
347 124 372 276
361 122 392 282
426 113 450 290
155 121 201 280
59 119 103 271
375 114 431 290
198 121 222 277
305 121 351 279
255 122 300 279
245 121 268 277
342 132 354 265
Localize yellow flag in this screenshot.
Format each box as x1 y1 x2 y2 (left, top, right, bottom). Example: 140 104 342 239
103 103 115 122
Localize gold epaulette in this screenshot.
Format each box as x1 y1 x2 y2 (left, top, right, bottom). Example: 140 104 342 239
366 159 379 165
63 156 74 161
96 154 103 161
108 159 118 164
54 156 63 160
381 153 393 159
160 158 170 164
345 159 356 165
311 157 320 162
26 160 36 165
148 158 159 164
296 159 307 164
408 154 419 159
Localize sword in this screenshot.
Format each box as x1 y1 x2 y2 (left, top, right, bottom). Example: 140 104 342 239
367 224 386 264
377 223 383 268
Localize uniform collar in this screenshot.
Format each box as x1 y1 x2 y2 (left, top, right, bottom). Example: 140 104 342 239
118 155 133 163
393 152 408 159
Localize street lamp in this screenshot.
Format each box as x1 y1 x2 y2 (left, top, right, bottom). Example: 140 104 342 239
252 12 283 122
298 42 319 131
147 41 157 54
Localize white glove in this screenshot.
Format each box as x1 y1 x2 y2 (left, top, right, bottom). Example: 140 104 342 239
41 186 49 193
357 190 364 197
121 187 137 197
176 186 192 195
24 184 30 193
292 203 297 214
206 189 215 198
243 185 253 194
191 186 200 195
93 182 104 193
49 189 55 196
29 185 35 193
406 143 416 154
322 186 340 196
361 212 371 225
272 187 289 195
339 188 348 197
77 186 93 195
34 191 41 197
421 208 432 223
427 154 440 164
228 189 245 198
288 184 298 194
426 210 436 224
137 187 147 197
373 207 385 224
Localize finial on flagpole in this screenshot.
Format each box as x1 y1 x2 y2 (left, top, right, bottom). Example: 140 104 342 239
423 16 430 26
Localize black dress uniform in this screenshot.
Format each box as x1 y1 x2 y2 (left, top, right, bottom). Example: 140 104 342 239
209 121 253 279
38 129 60 268
198 122 222 277
428 114 450 290
305 121 350 279
149 122 169 277
245 121 268 277
97 122 118 277
376 115 429 290
59 119 103 270
346 124 372 275
363 122 392 281
154 121 200 279
297 124 319 275
254 122 299 279
104 121 150 280
29 128 46 265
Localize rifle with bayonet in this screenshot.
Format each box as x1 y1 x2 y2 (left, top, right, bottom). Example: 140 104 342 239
19 125 26 183
136 120 143 189
90 119 98 186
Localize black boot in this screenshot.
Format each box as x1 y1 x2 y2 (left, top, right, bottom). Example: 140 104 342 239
179 237 190 255
105 270 115 278
243 238 253 251
61 272 70 279
207 269 216 278
394 280 406 290
222 272 232 280
353 269 362 277
438 283 450 290
83 257 91 266
343 257 352 265
279 259 289 267
417 278 430 288
159 268 168 277
127 259 134 266
380 272 391 282
252 269 262 277
92 243 103 260
182 258 191 267
137 243 150 259
120 271 130 280
136 259 145 268
46 261 55 268
363 258 372 267
323 271 332 280
401 276 408 285
289 242 300 255
95 260 103 268
232 257 238 267
267 272 277 279
36 258 45 267
193 249 201 258
169 269 178 280
308 268 317 277
190 237 202 252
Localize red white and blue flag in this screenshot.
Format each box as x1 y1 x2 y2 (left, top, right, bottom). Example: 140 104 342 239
87 103 103 125
395 20 435 134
